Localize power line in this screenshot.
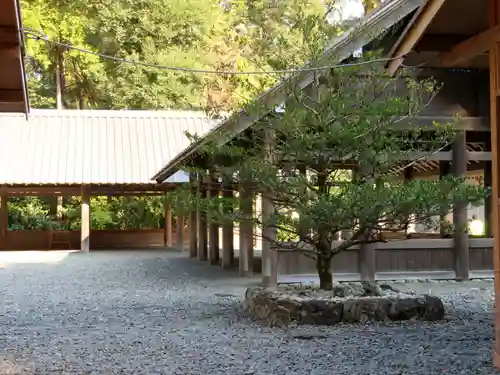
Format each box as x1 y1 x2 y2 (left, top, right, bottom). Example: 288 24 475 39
23 28 417 76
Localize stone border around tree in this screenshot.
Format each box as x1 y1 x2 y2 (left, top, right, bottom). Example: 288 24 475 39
244 284 445 327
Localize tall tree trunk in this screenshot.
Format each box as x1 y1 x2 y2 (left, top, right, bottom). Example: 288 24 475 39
316 251 333 290
55 46 64 110
54 46 65 219
315 170 333 289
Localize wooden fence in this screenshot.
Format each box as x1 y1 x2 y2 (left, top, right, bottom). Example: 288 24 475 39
3 227 189 250
276 238 493 280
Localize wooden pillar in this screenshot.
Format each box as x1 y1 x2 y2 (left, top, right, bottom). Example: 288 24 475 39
80 187 90 252
208 174 220 265
239 184 253 276
403 166 412 237
261 192 277 288
221 175 235 269
261 129 277 288
0 195 7 250
163 199 172 248
177 214 185 250
298 165 309 240
452 131 470 280
189 173 198 258
356 165 376 281
439 161 452 237
489 0 500 366
198 174 208 261
485 160 493 237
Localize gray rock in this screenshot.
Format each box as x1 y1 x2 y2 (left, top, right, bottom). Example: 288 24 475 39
422 295 445 321
342 298 390 323
298 300 343 325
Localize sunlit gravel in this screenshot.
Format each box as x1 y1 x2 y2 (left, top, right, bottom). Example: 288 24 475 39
0 250 496 375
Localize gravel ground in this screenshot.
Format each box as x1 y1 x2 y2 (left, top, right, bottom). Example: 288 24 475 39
0 250 497 375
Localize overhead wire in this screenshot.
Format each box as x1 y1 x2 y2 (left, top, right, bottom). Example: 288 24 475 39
23 28 423 76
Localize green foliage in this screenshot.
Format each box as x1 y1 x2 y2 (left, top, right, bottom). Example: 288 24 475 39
8 197 52 230
175 55 488 289
22 0 337 111
7 196 167 231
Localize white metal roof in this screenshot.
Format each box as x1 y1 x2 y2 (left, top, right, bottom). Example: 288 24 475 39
0 109 218 185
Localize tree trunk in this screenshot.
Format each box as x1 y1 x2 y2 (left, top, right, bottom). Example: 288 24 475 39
316 254 333 290
315 170 333 290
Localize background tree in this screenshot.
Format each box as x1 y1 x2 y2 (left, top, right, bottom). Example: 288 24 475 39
22 0 339 111
362 0 381 13
175 59 487 290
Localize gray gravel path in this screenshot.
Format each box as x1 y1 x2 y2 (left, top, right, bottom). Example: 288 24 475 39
0 250 497 375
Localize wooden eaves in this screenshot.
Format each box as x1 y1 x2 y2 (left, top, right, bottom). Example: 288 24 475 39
385 0 447 75
0 183 179 197
0 0 29 114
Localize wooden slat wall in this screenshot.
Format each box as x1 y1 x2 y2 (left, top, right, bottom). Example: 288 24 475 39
276 239 494 276
4 228 189 250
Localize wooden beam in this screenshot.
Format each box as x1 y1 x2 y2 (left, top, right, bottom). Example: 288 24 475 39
387 0 447 75
416 34 477 52
0 183 179 196
197 176 208 261
208 173 220 266
452 132 470 280
440 24 500 67
80 187 90 252
405 151 492 162
261 129 277 288
239 183 253 277
357 164 376 281
221 175 235 269
176 214 185 251
188 174 198 258
485 160 493 237
407 117 490 131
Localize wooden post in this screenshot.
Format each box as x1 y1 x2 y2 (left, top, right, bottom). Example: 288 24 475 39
356 165 376 281
485 160 493 237
489 0 500 366
163 199 172 247
208 173 220 265
261 193 277 288
177 214 185 250
80 187 90 252
298 165 309 239
198 174 208 261
261 129 278 288
0 195 7 250
189 173 198 258
239 184 253 276
403 166 414 238
221 175 235 269
452 131 470 280
439 161 452 237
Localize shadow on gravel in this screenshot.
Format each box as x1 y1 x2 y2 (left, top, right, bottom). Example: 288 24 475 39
138 252 261 284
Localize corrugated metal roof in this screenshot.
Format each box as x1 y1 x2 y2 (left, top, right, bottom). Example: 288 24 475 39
0 109 218 185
